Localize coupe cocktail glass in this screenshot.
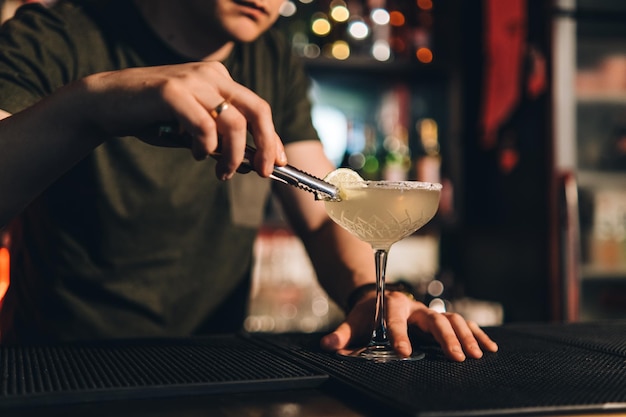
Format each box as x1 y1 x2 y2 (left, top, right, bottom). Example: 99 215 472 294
324 180 442 362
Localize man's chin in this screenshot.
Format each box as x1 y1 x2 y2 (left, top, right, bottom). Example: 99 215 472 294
223 20 270 42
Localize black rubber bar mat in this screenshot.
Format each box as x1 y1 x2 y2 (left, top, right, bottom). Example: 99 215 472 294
1 323 625 416
0 334 327 409
257 323 626 417
505 319 626 357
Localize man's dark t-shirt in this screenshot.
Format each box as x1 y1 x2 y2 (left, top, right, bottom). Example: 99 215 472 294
0 0 319 342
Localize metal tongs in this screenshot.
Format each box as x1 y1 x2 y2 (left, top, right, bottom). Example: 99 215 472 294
214 145 340 201
156 124 340 201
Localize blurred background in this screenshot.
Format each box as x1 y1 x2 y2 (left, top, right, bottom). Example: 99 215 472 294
1 0 625 334
245 0 626 334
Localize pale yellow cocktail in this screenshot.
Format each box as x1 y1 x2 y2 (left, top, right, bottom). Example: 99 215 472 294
324 181 441 251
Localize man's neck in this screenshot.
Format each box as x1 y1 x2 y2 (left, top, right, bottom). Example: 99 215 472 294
133 0 234 62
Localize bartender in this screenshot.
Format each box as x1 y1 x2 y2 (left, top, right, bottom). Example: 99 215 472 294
0 0 497 361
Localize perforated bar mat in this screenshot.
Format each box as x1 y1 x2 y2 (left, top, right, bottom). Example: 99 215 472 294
506 320 626 357
257 321 626 417
2 322 625 416
0 335 327 409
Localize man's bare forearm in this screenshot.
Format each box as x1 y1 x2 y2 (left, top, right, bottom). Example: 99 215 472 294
300 218 375 312
0 83 104 227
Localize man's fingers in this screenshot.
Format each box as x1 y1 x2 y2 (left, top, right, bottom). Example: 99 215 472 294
163 62 282 177
211 103 247 179
468 320 499 352
385 291 414 357
413 309 467 361
446 315 499 358
320 322 352 351
221 90 283 176
320 297 375 352
412 309 499 362
446 313 483 359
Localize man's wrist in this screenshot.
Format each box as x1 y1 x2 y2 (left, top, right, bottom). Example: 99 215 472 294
345 280 417 313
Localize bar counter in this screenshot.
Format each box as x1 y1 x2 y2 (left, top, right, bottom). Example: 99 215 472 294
1 320 625 417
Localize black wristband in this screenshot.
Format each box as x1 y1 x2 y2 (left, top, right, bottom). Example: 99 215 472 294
345 281 417 312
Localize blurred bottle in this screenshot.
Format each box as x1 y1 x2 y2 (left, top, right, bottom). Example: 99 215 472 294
359 123 382 179
414 118 456 222
415 118 441 183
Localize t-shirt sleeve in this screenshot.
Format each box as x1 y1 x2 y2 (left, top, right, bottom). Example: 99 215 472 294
0 3 78 114
268 30 320 146
280 53 319 144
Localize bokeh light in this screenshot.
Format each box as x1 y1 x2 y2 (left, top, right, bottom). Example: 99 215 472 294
311 13 331 36
329 0 350 22
417 0 433 10
348 20 369 40
389 11 405 26
370 8 390 25
416 47 433 63
331 40 350 60
279 1 297 17
371 40 391 61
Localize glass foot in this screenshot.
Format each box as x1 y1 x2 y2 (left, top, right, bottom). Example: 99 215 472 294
336 344 426 363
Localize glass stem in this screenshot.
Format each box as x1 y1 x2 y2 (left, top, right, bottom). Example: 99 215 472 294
370 248 390 346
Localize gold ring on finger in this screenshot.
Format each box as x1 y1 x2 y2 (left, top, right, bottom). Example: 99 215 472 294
209 100 230 119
